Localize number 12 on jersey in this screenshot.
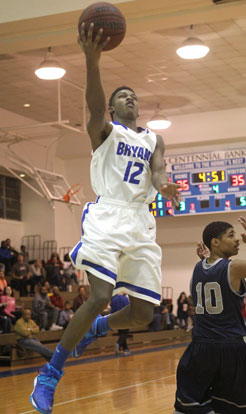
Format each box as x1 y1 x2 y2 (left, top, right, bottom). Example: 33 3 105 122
123 161 144 184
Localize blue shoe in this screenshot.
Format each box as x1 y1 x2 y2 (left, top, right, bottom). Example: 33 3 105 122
72 315 106 358
30 363 63 414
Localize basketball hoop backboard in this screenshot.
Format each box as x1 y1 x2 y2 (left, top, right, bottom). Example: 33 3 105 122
34 168 81 205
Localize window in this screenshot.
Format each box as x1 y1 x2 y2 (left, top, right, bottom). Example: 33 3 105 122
0 175 21 220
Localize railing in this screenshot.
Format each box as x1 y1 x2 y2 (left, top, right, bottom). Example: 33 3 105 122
162 286 173 301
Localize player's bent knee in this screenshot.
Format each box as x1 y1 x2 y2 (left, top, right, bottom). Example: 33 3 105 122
132 307 154 327
136 313 153 326
88 294 111 313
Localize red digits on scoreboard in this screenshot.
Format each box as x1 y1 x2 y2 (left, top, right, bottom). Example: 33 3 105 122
230 174 245 187
176 179 189 191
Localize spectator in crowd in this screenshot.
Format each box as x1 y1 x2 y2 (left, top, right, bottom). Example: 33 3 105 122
5 238 19 265
11 254 35 296
160 299 178 330
177 292 189 330
30 258 46 287
0 264 7 294
0 302 11 333
1 286 22 325
59 274 68 292
148 305 163 331
50 286 64 311
14 309 53 361
46 255 64 289
44 281 53 297
111 293 131 356
0 240 13 274
161 305 172 329
46 253 63 269
58 301 74 329
20 245 29 263
63 253 78 286
32 286 62 331
72 286 88 312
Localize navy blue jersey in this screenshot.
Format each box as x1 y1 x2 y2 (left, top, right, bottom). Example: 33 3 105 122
191 258 246 340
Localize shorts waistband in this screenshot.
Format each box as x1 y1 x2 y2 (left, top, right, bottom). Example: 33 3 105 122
193 336 246 344
97 196 149 209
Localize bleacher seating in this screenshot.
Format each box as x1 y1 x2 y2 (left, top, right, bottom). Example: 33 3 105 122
0 283 192 365
0 326 191 366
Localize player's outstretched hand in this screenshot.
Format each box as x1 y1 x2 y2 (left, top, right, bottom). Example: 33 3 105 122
159 182 184 208
77 23 110 60
196 241 210 260
238 216 246 243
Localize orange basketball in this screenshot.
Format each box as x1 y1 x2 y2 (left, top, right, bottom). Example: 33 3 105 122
78 2 126 51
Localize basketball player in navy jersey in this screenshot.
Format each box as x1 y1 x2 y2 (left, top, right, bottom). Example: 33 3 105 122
30 24 183 413
174 216 246 414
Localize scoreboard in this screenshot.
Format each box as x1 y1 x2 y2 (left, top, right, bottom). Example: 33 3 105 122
150 147 246 217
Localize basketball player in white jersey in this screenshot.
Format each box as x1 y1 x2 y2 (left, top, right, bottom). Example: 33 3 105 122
30 24 183 414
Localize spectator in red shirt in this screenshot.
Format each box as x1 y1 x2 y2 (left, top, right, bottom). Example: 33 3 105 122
46 253 63 269
72 286 88 312
50 286 64 310
46 256 64 289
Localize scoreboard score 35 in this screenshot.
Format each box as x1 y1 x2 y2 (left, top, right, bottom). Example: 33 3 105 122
150 148 246 217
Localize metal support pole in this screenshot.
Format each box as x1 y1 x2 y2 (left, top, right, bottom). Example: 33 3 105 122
61 124 83 133
61 78 86 132
61 79 84 92
58 79 62 122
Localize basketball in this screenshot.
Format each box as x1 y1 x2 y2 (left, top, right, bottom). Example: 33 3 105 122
78 2 126 51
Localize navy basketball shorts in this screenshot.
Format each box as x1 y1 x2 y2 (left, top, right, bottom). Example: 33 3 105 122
174 338 246 414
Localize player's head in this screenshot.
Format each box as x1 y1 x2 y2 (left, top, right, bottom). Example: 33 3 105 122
108 86 138 121
203 221 239 258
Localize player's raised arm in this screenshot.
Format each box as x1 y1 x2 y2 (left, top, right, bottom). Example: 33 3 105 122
78 23 112 151
150 135 184 207
238 216 246 243
230 216 246 290
196 241 210 260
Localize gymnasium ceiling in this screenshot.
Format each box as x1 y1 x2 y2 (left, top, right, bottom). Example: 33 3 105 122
0 0 246 159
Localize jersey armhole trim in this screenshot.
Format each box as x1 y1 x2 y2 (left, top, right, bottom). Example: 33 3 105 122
91 123 115 155
227 261 246 297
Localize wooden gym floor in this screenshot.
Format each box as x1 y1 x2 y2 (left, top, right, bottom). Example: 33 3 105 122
0 343 188 414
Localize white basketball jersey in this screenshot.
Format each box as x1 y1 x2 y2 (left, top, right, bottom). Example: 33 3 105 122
90 122 158 203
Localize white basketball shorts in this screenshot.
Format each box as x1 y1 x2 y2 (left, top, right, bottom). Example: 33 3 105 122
70 196 162 304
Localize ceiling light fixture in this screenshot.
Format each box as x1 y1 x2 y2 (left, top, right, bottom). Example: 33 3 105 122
35 47 66 80
176 25 210 60
147 104 171 130
24 104 30 107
